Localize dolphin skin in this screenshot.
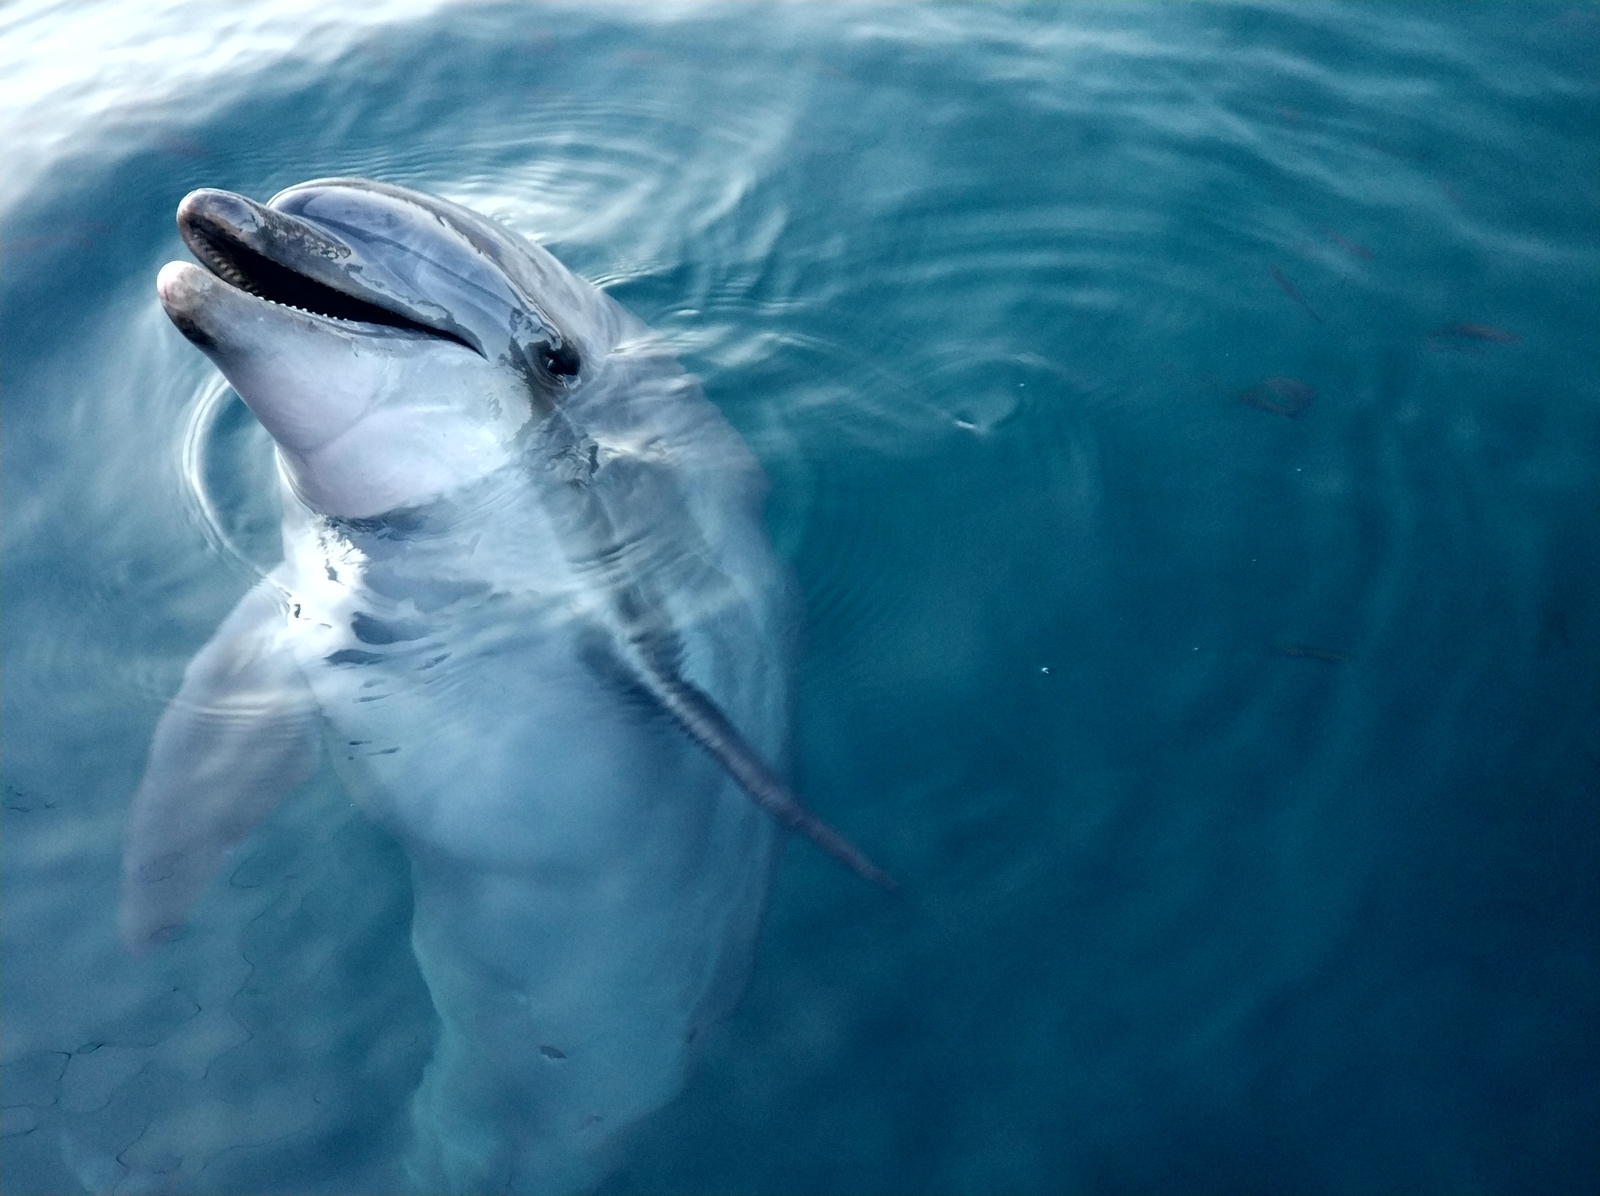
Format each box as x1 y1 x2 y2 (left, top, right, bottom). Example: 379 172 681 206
126 179 889 1193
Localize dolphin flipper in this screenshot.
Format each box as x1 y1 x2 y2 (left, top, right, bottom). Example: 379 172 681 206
120 576 321 953
630 657 896 891
558 458 896 891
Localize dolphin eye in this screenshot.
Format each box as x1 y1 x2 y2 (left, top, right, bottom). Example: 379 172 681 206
543 343 580 377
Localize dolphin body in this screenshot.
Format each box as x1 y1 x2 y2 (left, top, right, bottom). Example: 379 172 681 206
127 178 888 1194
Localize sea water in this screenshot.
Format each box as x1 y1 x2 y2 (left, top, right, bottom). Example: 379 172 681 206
2 3 1596 1193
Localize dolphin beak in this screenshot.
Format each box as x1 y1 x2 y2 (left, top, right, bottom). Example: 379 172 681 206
176 188 341 290
177 187 266 242
164 188 482 355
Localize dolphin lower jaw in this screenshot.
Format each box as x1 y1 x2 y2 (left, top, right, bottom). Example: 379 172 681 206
156 261 407 471
158 259 535 518
155 260 230 350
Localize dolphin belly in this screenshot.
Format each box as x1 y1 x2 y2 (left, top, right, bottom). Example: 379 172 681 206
284 531 782 1191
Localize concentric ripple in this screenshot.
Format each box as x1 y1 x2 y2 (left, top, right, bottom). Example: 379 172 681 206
2 4 1596 1195
180 377 281 579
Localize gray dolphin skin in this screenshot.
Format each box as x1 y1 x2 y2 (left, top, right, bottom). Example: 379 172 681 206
126 178 891 1194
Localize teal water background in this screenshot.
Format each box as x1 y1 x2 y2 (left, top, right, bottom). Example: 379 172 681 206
3 2 1597 1192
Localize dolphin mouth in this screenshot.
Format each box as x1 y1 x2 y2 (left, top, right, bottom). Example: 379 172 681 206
173 189 482 355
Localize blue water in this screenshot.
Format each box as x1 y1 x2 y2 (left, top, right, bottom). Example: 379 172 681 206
3 2 1597 1192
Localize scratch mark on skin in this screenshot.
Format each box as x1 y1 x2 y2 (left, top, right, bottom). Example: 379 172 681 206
0 1050 73 1118
60 1054 155 1116
0 1107 39 1138
230 852 269 890
2 783 59 812
1270 265 1323 324
197 1125 315 1178
116 1118 185 1180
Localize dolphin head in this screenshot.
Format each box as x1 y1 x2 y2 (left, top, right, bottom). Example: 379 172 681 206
158 178 620 518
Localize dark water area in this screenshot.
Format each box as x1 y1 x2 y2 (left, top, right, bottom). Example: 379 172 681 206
3 2 1597 1193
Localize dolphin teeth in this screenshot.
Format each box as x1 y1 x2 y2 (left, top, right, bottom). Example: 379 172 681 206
179 202 482 353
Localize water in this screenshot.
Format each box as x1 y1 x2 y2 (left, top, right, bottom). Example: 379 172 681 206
3 2 1597 1192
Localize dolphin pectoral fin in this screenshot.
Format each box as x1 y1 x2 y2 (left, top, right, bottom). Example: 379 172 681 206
120 578 322 954
640 666 897 891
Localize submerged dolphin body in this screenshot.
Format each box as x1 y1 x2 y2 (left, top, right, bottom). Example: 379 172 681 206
126 179 888 1193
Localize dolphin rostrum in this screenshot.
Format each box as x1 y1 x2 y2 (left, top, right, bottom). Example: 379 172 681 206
125 178 891 1193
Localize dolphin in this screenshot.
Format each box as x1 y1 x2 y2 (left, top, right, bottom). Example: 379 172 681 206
124 178 891 1194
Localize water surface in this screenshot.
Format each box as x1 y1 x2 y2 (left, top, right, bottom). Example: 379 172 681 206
3 3 1597 1192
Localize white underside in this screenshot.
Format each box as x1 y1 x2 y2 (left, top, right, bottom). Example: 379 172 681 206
278 477 784 1194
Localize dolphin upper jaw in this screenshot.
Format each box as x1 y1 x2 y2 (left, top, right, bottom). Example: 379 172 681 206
157 191 495 409
173 187 483 354
271 178 607 371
